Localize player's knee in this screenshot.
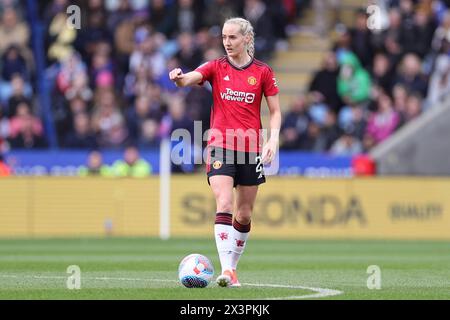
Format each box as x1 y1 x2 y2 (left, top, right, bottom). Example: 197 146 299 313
235 214 251 225
236 206 252 224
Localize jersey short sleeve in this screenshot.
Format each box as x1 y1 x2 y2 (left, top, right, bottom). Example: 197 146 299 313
195 60 215 85
263 67 279 97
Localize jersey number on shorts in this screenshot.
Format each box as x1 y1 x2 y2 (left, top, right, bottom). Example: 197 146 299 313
255 156 263 179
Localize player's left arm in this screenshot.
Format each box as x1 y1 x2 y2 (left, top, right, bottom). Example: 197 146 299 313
262 94 281 164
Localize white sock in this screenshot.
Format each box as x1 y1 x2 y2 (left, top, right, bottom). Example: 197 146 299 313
231 220 251 270
214 213 233 273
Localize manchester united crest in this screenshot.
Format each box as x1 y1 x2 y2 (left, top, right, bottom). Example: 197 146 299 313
213 160 222 169
247 76 257 85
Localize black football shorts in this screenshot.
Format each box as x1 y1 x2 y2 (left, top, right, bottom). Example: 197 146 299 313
206 146 266 187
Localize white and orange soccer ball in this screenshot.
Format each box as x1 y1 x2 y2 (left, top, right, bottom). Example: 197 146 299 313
178 254 214 288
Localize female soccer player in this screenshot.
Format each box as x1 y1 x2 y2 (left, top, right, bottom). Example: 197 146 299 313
169 17 281 287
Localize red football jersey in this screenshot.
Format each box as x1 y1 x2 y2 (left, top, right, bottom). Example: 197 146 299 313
195 56 278 152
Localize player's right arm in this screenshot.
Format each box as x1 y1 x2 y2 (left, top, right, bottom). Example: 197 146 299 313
169 68 203 87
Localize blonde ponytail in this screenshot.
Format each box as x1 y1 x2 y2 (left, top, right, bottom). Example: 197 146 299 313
224 17 255 58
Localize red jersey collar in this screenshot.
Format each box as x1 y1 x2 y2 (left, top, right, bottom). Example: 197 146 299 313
225 55 254 70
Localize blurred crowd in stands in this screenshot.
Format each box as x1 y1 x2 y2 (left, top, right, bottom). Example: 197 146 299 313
0 0 449 161
0 0 296 153
281 0 450 155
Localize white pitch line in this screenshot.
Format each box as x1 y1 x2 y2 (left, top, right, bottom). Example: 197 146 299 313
242 282 343 300
0 274 343 299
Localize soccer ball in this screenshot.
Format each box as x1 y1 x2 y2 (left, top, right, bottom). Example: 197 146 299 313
178 254 214 288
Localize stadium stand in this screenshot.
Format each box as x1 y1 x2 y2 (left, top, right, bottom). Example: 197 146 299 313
278 0 450 156
0 0 449 175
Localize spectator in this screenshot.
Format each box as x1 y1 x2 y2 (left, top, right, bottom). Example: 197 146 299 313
379 8 404 67
175 32 203 71
404 92 423 122
78 150 111 176
184 85 213 137
364 93 400 149
338 104 368 141
313 0 341 36
431 10 450 53
2 45 28 81
63 112 98 149
410 8 435 58
91 89 129 148
106 0 134 31
111 145 152 177
64 72 93 102
113 9 142 58
75 9 112 63
394 53 428 97
337 51 372 106
8 112 47 149
55 52 89 96
299 121 325 152
0 7 30 58
8 101 43 138
320 109 342 150
330 127 363 156
168 0 204 37
157 56 183 92
309 51 342 113
349 8 374 68
266 0 290 51
0 0 22 14
6 73 32 117
280 94 311 150
123 58 153 100
128 31 166 81
160 95 193 138
147 0 173 36
138 118 161 149
333 24 352 62
203 0 238 29
90 44 115 90
0 71 32 106
371 52 395 95
195 28 222 55
243 0 276 60
54 96 90 142
398 0 417 55
126 94 153 142
43 0 70 27
392 83 409 121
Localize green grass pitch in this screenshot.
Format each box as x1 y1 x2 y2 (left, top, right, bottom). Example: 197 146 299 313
0 238 449 299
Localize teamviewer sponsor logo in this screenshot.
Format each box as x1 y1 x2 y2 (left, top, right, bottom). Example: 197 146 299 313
220 88 255 104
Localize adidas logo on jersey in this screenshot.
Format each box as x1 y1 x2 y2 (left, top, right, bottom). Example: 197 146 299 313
223 75 230 81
